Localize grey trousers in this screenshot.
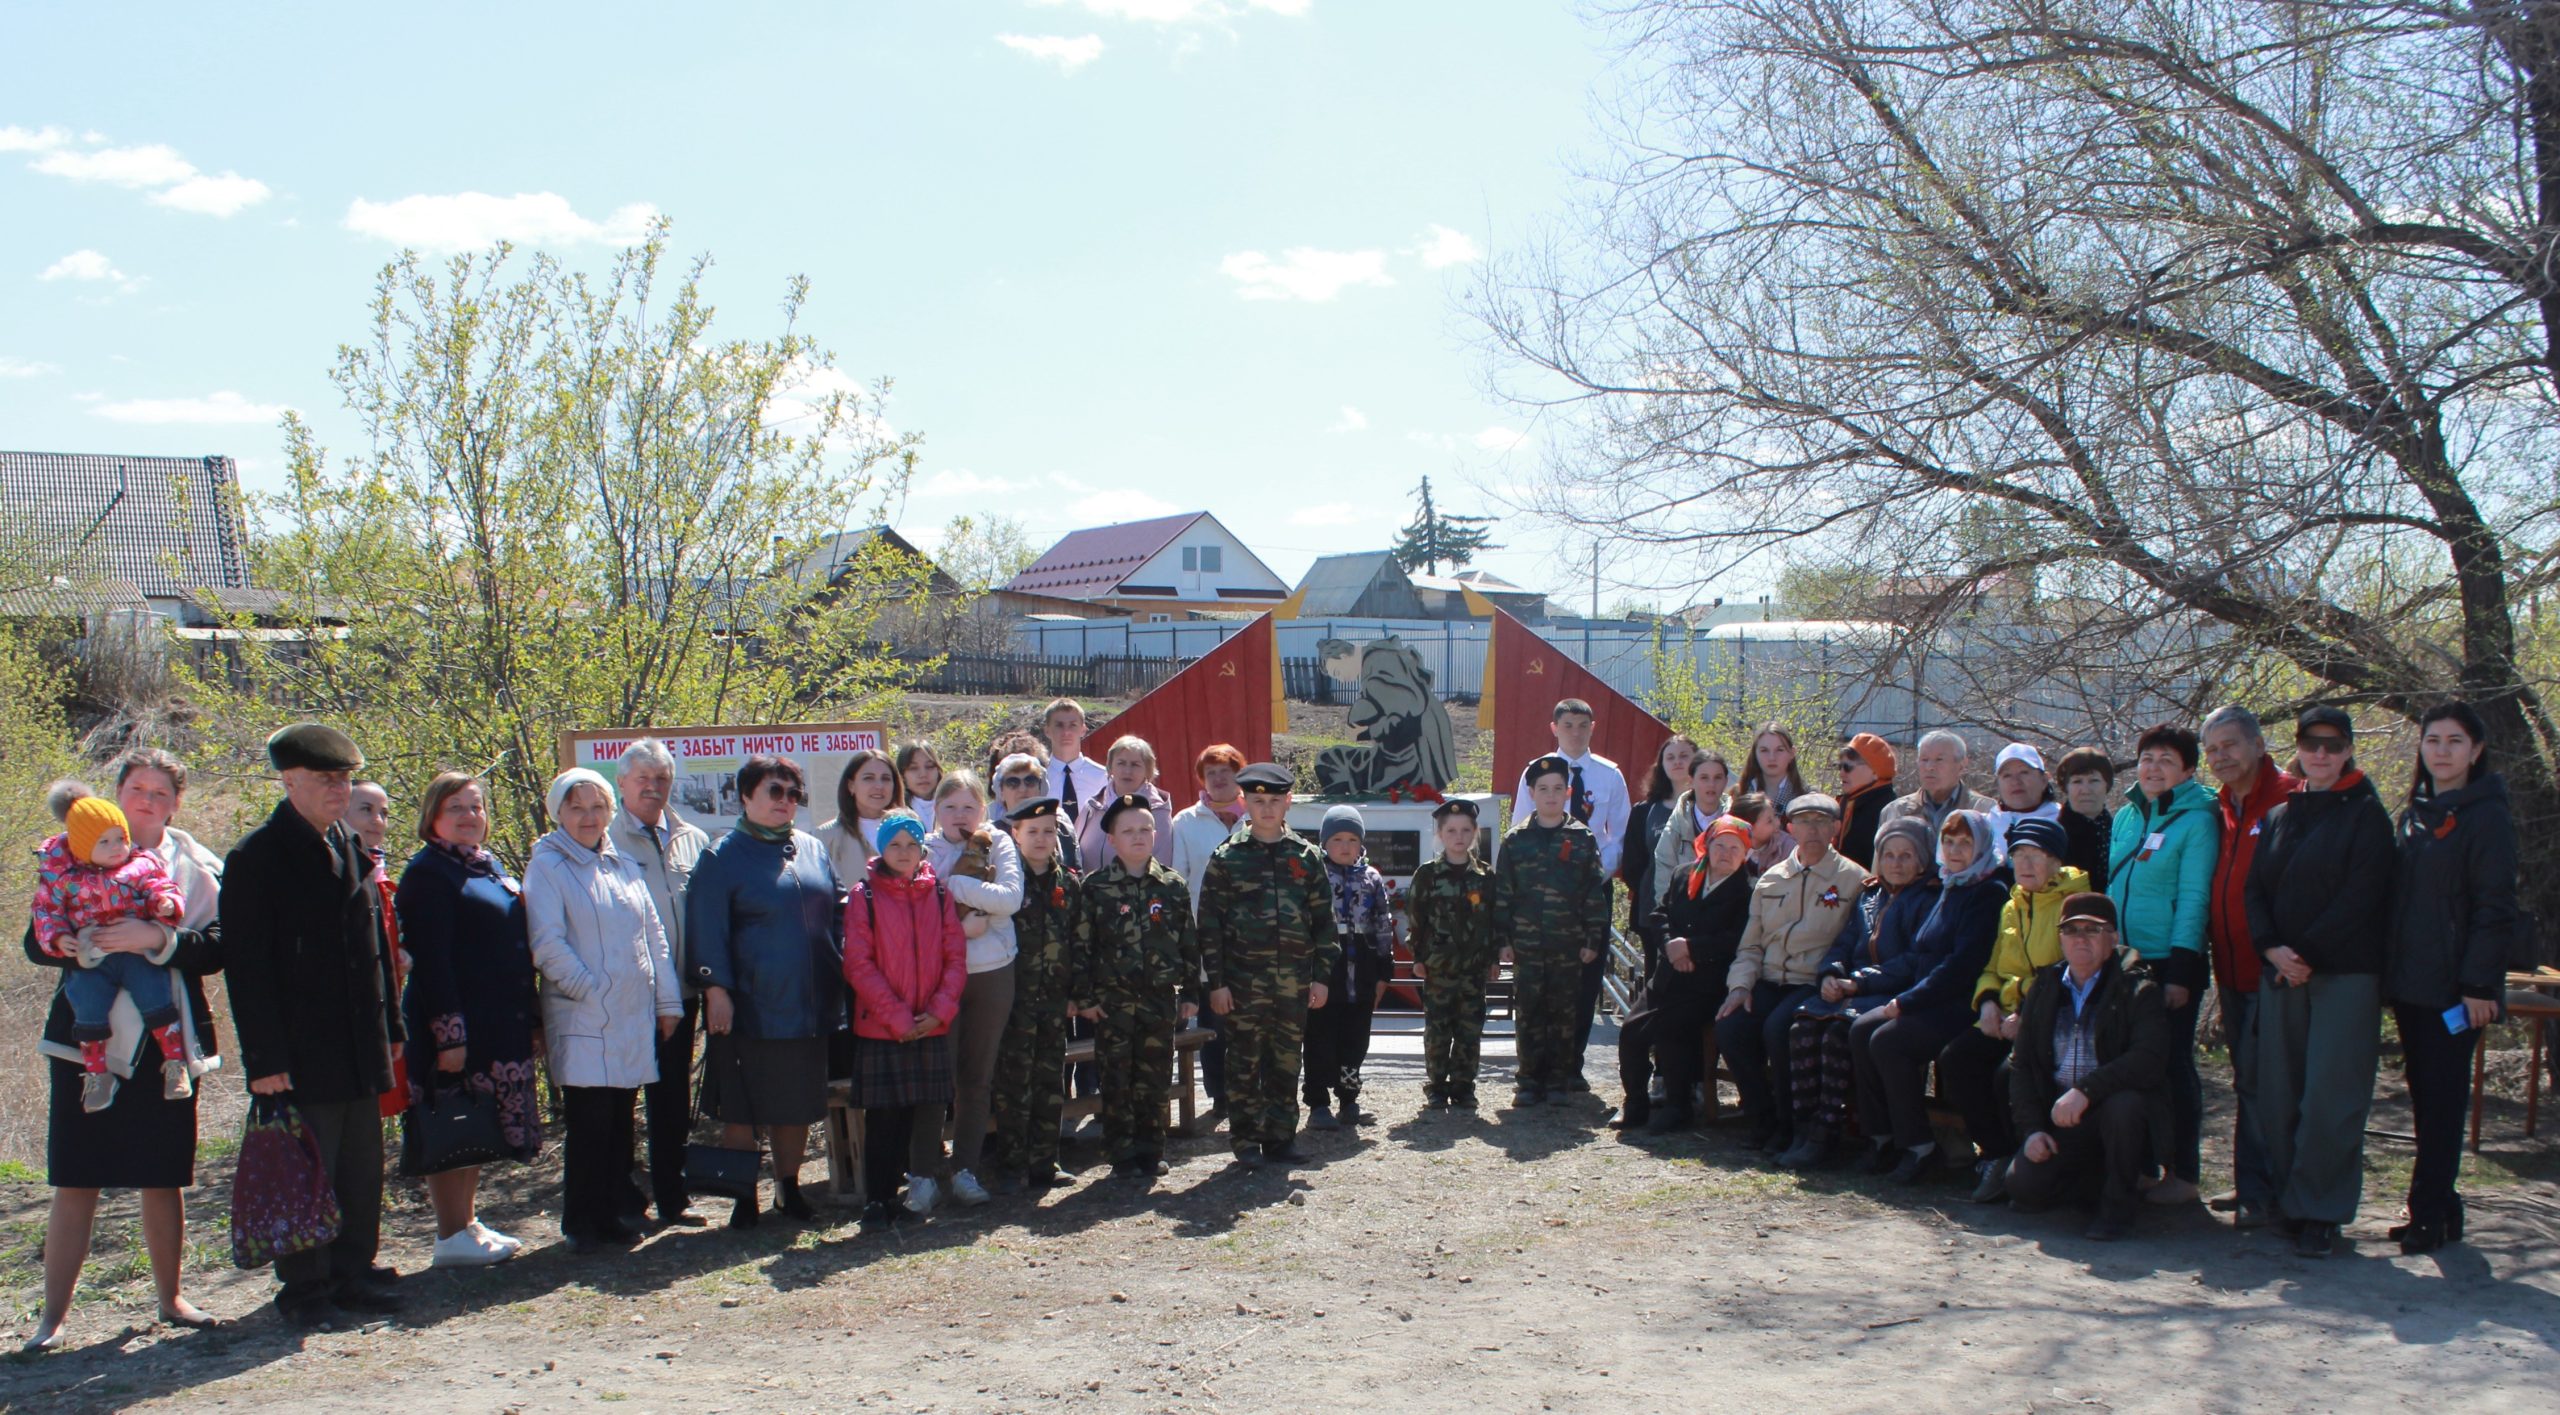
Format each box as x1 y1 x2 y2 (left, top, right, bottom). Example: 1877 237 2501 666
2250 972 2381 1225
949 963 1016 1175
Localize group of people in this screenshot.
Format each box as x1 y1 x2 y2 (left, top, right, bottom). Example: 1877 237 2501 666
1609 706 2517 1255
14 691 2521 1347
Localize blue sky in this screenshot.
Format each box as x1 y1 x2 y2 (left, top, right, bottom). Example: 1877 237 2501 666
0 2 1658 603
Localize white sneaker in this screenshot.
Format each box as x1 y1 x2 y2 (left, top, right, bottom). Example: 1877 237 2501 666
468 1220 522 1255
431 1229 507 1268
903 1175 940 1215
950 1170 991 1207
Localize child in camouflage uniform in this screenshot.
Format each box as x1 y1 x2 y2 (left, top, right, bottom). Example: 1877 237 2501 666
988 797 1080 1192
1071 794 1201 1179
1494 754 1611 1106
1408 798 1496 1110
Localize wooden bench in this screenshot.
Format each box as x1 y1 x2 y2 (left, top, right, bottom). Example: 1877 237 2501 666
823 1024 1213 1203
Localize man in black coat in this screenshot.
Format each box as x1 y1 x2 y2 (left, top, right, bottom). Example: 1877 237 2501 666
222 723 406 1328
2006 892 2171 1242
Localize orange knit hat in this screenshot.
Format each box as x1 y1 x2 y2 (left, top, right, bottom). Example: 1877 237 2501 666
1848 732 1898 782
66 795 130 863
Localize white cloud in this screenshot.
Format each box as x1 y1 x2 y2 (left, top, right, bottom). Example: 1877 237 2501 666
0 125 70 153
33 143 196 188
39 249 143 293
153 172 273 217
1288 502 1363 527
1416 223 1482 269
997 33 1106 71
343 192 660 252
90 390 290 425
764 359 897 452
1049 472 1178 520
1473 425 1529 452
18 134 270 217
1220 247 1393 302
1034 0 1308 20
0 356 58 378
914 468 1028 498
1329 405 1369 433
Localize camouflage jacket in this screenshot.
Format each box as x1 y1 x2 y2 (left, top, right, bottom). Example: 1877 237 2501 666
1492 816 1610 955
1013 859 1083 1001
1407 854 1495 974
1073 857 1201 1007
1198 829 1341 994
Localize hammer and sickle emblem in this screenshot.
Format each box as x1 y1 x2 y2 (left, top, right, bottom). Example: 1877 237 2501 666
1219 661 1237 678
1527 657 1547 675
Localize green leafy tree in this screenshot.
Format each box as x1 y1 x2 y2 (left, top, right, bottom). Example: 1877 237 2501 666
1391 476 1499 575
934 514 1038 592
184 226 930 858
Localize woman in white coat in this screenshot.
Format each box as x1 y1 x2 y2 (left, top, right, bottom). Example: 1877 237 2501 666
525 768 680 1253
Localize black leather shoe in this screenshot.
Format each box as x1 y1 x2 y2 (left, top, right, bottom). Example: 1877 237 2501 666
333 1285 404 1316
1858 1141 1900 1176
1888 1147 1942 1186
1025 1165 1069 1189
1263 1141 1310 1165
2295 1221 2338 1259
1612 1099 1650 1130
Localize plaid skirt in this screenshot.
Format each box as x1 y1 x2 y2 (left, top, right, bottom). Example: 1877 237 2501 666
850 1032 956 1110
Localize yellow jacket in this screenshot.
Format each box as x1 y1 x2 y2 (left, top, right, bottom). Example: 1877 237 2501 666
1975 865 2091 1015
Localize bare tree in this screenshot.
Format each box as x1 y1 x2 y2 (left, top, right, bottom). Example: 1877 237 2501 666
1485 0 2560 904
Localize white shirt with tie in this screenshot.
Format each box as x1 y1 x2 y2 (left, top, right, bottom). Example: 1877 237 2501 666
1510 749 1631 875
1047 754 1091 821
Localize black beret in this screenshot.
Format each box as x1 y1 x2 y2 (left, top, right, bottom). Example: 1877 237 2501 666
2296 705 2354 740
267 722 364 773
2004 815 2070 859
1008 797 1063 822
1100 793 1157 833
1524 753 1572 786
1236 763 1293 795
1432 798 1479 823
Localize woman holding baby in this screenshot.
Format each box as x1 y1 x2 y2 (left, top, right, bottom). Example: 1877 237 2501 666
20 748 227 1351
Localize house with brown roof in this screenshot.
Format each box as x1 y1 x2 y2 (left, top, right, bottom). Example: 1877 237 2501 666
1005 511 1289 621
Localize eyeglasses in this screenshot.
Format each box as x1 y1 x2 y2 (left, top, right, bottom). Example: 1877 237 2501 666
2296 736 2349 755
2058 922 2112 939
756 782 809 804
1836 757 1865 770
999 775 1041 789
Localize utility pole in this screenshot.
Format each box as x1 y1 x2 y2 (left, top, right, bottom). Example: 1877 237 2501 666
1590 543 1600 620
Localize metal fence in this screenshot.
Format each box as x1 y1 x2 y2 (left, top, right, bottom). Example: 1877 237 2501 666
902 650 1185 698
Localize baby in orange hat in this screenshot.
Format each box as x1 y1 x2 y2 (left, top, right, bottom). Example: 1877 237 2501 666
31 787 189 1110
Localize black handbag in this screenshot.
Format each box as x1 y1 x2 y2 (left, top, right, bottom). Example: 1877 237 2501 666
398 1075 511 1177
681 1038 763 1201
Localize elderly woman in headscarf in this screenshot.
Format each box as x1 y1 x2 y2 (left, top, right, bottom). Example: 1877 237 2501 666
1775 816 1941 1167
525 768 681 1254
1845 809 2012 1184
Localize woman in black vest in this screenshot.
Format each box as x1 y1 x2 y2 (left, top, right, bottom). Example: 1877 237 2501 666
2385 702 2519 1255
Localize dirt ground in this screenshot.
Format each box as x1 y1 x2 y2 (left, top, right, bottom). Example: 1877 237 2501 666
3 1021 2556 1415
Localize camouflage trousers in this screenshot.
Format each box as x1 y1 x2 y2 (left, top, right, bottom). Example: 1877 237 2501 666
1220 982 1309 1150
989 987 1070 1176
1422 963 1491 1098
1096 991 1178 1163
1511 950 1583 1089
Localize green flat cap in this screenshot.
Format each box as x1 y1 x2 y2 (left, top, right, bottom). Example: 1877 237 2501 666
266 722 364 773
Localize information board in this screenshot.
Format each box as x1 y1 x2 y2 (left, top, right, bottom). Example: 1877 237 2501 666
557 721 889 837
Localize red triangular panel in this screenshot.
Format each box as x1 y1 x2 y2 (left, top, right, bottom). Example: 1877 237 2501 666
1094 614 1277 787
1488 609 1673 801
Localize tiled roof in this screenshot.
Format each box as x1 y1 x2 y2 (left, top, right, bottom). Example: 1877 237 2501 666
782 525 958 594
0 576 150 618
1004 512 1204 598
0 452 251 599
1293 550 1425 618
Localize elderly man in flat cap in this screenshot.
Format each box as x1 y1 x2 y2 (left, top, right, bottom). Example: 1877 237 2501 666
220 724 406 1329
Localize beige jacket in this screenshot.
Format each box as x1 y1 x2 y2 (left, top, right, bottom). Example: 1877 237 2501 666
1725 848 1872 992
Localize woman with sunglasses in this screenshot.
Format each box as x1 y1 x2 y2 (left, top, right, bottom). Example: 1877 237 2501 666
686 755 846 1227
994 749 1078 869
2241 706 2394 1258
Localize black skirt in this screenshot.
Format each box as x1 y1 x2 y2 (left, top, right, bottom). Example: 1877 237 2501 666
701 1033 830 1128
46 1054 201 1190
849 1032 955 1110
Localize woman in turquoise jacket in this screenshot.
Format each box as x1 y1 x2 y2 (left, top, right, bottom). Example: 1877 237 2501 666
2104 723 2221 1203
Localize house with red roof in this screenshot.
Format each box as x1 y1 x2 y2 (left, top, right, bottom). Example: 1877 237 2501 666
1004 511 1290 620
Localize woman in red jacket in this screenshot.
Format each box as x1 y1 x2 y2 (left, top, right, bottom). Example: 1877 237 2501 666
844 810 967 1226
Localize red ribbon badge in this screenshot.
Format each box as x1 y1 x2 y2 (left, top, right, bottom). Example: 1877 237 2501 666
1051 885 1067 908
2433 811 2458 840
1818 886 1842 908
